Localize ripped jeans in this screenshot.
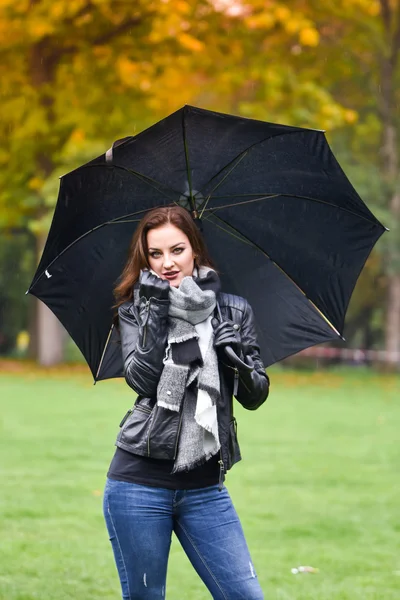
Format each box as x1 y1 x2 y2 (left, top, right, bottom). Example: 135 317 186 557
103 478 264 600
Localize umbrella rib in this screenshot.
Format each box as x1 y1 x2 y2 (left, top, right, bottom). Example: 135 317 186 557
197 129 315 204
29 209 153 289
69 163 181 203
199 152 249 218
203 194 382 228
94 324 114 383
207 212 342 338
182 110 194 209
201 213 255 248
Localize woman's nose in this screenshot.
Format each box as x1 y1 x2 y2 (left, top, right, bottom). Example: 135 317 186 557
163 255 175 269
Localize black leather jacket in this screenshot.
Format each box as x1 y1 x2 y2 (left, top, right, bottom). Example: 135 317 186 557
116 292 269 481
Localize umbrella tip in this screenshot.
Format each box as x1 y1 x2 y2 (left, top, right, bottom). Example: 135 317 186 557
25 289 29 295
340 335 346 342
385 226 390 231
93 378 97 386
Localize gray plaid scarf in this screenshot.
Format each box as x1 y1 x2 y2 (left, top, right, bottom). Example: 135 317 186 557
156 266 221 472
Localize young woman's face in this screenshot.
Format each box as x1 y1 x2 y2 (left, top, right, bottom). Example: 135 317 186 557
146 223 196 287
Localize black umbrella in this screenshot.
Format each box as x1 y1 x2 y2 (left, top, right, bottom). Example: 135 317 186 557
28 105 386 381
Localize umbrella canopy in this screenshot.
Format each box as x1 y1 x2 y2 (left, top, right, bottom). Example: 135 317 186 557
28 105 386 381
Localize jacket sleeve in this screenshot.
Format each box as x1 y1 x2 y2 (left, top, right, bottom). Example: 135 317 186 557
118 298 169 398
235 301 269 411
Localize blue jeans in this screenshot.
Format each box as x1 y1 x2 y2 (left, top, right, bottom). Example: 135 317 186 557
103 478 264 600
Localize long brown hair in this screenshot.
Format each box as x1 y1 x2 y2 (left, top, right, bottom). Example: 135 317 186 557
114 205 216 312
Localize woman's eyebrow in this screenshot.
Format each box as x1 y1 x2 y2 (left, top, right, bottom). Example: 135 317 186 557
148 242 186 251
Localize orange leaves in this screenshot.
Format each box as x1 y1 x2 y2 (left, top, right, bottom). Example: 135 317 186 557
116 56 139 86
177 32 205 52
346 0 380 16
274 5 291 22
0 0 387 237
27 20 55 39
244 1 321 49
28 177 45 191
299 26 320 47
69 129 85 144
344 109 358 124
367 2 380 17
246 12 275 30
174 0 191 15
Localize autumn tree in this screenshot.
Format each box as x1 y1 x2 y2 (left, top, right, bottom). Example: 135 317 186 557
290 0 400 361
0 0 232 364
1 0 391 365
207 0 397 357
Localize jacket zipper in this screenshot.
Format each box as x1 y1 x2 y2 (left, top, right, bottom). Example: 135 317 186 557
173 409 184 459
119 404 151 428
233 368 239 396
146 404 158 457
141 299 151 348
119 409 133 427
218 451 225 491
135 405 152 415
223 361 251 396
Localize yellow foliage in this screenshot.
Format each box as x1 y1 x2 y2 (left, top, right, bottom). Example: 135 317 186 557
28 177 44 191
49 3 66 19
92 46 112 58
274 5 291 22
367 2 380 16
117 56 138 75
0 147 9 164
177 32 204 52
0 0 389 237
0 0 18 7
140 79 152 91
246 12 275 29
70 129 85 143
285 18 302 34
175 0 191 14
75 12 93 26
116 56 139 86
28 20 55 39
344 109 358 124
299 26 320 47
16 331 30 352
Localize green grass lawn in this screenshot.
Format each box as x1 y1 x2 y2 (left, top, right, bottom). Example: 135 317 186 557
0 366 399 599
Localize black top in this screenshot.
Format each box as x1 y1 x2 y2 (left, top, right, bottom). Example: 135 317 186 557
107 448 221 490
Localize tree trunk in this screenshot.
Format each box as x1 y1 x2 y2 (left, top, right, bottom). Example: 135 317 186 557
36 232 64 366
27 288 38 359
28 40 65 366
378 4 400 364
385 272 400 362
382 136 400 364
36 300 65 366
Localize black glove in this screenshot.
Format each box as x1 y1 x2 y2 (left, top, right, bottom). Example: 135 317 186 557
138 270 170 301
212 319 242 354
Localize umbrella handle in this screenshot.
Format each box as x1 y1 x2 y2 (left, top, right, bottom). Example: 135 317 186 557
216 302 254 373
224 346 254 372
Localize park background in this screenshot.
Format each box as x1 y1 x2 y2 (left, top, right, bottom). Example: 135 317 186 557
0 1 399 599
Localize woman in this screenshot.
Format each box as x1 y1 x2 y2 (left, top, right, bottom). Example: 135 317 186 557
104 205 269 600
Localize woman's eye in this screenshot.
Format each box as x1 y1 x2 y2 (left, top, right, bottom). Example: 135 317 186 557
149 248 183 258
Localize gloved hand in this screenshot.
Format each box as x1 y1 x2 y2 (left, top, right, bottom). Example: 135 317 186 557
138 270 170 301
212 319 242 354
